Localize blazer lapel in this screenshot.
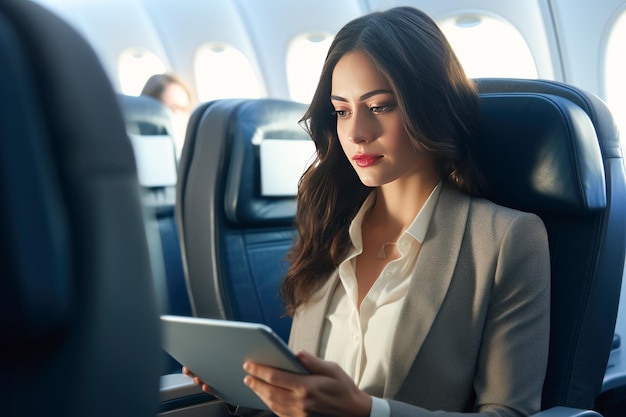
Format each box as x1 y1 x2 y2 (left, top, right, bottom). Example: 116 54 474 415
289 272 339 355
384 183 471 397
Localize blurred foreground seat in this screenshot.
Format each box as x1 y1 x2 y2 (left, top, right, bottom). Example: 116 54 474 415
0 1 161 416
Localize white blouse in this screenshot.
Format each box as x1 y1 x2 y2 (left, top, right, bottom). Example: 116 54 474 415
319 182 441 417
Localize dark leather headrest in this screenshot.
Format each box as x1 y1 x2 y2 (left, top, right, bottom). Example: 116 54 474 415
476 78 621 161
222 99 309 226
477 91 606 214
118 94 173 136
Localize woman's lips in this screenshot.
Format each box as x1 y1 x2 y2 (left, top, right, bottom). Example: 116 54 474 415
353 154 382 167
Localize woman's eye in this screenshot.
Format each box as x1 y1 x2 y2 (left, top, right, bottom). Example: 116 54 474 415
371 105 393 114
332 109 350 118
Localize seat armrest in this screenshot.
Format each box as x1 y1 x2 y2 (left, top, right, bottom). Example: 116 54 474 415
159 373 233 416
160 373 204 402
531 406 602 417
603 332 625 392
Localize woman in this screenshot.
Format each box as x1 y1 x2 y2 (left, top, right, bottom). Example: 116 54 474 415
141 72 192 116
187 6 550 417
141 72 193 156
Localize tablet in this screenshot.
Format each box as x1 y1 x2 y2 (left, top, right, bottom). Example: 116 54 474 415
161 315 308 410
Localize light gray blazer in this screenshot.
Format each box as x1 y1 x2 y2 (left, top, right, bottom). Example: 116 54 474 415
288 183 551 417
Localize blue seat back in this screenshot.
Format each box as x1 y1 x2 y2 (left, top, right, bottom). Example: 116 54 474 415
475 78 626 410
177 99 309 341
118 94 191 318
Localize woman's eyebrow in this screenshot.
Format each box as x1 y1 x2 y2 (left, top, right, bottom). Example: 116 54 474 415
330 89 394 102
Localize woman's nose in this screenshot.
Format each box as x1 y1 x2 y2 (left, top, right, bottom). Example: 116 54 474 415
348 133 370 144
347 111 374 143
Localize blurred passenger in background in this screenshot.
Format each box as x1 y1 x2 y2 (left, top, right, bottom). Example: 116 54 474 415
141 72 193 157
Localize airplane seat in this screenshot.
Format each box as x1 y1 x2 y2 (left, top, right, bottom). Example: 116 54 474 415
159 98 310 414
475 78 626 416
118 93 191 319
117 94 191 375
0 1 160 416
176 98 310 342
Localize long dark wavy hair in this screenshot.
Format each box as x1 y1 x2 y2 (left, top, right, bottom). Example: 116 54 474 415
281 6 484 315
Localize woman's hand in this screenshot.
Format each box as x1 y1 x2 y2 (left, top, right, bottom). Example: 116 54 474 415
243 350 372 417
182 366 215 396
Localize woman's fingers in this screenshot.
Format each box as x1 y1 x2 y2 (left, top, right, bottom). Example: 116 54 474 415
182 366 214 395
295 350 342 377
243 356 371 417
182 366 194 377
244 372 310 417
182 366 202 386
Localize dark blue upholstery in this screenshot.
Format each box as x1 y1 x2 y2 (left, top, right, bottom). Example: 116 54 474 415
118 94 191 318
118 94 192 375
0 1 160 416
476 79 626 412
119 93 173 136
177 99 309 341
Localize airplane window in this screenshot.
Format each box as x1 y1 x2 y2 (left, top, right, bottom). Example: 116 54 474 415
194 43 263 101
118 48 167 95
439 14 538 79
605 9 626 139
287 33 334 103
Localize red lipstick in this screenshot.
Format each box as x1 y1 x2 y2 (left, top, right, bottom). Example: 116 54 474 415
353 153 382 167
